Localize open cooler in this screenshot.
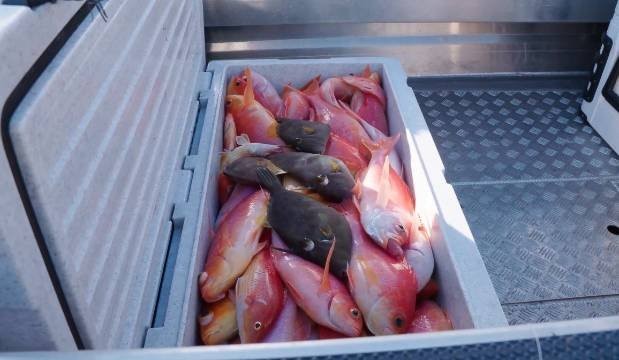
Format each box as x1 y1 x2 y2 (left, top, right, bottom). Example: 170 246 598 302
1 0 618 357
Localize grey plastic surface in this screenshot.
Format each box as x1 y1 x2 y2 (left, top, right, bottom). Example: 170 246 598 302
144 57 506 349
414 81 619 325
0 1 84 352
7 0 205 349
0 152 76 351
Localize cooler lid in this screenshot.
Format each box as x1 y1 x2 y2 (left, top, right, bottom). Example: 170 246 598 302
6 0 205 348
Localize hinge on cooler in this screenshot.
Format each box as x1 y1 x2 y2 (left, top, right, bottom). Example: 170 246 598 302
584 34 613 102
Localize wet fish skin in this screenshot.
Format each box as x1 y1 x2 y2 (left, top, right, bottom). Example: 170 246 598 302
302 78 372 153
345 211 416 335
223 113 237 151
268 152 354 202
227 68 284 117
271 248 363 337
200 191 268 302
276 118 331 154
407 300 453 333
199 295 238 345
324 133 368 176
256 167 352 279
320 77 355 106
226 69 284 145
236 247 285 343
357 134 412 258
215 184 257 228
224 156 285 185
282 85 310 120
262 291 315 343
404 213 435 292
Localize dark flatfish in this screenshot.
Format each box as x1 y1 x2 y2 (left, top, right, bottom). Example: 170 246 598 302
224 156 285 184
277 118 330 154
256 167 352 279
268 152 354 202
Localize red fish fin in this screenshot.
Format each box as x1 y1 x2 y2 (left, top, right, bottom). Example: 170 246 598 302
243 68 255 105
303 77 321 96
361 65 372 79
320 238 336 293
377 156 391 208
301 75 321 92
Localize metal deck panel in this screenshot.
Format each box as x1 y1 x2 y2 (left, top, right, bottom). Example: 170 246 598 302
413 78 619 324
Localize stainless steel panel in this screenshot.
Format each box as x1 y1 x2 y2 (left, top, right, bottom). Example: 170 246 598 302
204 0 617 26
206 23 605 75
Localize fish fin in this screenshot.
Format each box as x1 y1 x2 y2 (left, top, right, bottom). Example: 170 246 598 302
256 167 283 193
253 240 268 257
236 134 250 146
320 238 336 293
342 76 386 106
361 65 372 79
301 75 321 92
377 156 391 208
243 68 255 105
198 271 208 287
303 78 321 96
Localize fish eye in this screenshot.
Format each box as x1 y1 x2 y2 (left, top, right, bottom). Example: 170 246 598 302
316 174 329 186
394 316 404 328
294 137 302 144
235 80 241 86
303 238 315 251
396 224 406 233
350 308 360 318
225 100 231 106
254 321 262 330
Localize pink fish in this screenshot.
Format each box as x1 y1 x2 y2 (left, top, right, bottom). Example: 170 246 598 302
200 191 268 302
226 70 285 145
417 279 439 301
341 103 402 176
281 85 310 120
216 184 257 228
236 247 285 343
228 68 284 117
320 77 355 106
223 113 237 151
324 133 368 176
303 79 372 153
404 213 435 292
317 326 347 339
271 248 363 337
408 300 453 333
262 292 315 343
345 211 416 335
199 294 238 345
355 134 412 258
343 71 388 135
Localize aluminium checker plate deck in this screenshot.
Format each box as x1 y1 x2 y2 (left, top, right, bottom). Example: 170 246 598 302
411 76 619 325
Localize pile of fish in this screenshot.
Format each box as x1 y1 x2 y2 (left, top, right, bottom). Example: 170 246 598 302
198 66 452 345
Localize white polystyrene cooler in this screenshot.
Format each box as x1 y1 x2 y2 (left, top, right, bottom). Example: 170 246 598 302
142 58 508 349
1 0 505 353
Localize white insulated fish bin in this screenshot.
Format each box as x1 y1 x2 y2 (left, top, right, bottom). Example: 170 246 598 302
142 58 508 349
2 0 506 353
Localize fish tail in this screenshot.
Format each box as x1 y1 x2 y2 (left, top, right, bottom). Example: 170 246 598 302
256 167 283 193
